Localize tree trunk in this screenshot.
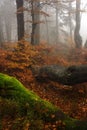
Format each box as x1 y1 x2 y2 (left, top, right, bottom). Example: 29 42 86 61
34 65 87 85
16 0 24 41
5 17 12 42
55 1 59 44
0 19 4 47
74 0 82 48
69 0 72 40
31 0 40 45
84 40 87 48
45 6 49 44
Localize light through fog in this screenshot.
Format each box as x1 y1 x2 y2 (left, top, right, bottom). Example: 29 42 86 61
80 0 87 45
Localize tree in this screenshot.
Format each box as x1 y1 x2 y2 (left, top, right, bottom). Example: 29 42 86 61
84 40 87 48
55 0 59 44
74 0 82 48
0 0 15 45
0 19 4 47
31 0 40 45
68 0 73 40
4 0 13 42
16 0 24 41
45 5 49 44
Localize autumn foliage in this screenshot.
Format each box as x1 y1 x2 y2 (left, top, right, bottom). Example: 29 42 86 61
0 41 87 123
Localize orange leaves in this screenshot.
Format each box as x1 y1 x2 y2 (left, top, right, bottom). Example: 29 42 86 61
67 48 87 65
8 41 40 67
44 120 66 130
1 41 87 122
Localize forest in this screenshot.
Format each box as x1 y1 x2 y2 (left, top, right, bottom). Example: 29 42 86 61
0 0 87 130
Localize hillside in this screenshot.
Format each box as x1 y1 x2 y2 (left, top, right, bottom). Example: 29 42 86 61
0 42 87 129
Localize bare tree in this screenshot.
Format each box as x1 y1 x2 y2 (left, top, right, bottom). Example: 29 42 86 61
16 0 24 41
45 6 49 44
74 0 82 48
55 0 59 44
0 19 4 47
31 0 40 45
68 0 73 40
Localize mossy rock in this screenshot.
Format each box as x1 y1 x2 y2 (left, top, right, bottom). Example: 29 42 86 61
0 73 87 130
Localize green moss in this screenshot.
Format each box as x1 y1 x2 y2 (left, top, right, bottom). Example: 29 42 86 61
0 73 57 118
0 73 87 130
64 119 87 130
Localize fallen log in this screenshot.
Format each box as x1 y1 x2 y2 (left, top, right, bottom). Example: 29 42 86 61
35 65 87 85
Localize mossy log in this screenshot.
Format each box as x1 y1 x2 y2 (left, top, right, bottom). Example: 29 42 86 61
35 65 87 85
0 73 87 129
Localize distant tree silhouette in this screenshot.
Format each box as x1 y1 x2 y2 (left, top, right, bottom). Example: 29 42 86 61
74 0 82 48
31 0 40 45
16 0 24 41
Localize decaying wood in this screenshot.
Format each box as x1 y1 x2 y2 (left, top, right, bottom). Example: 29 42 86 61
34 65 87 85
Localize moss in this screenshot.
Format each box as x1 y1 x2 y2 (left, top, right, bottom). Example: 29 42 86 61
64 119 87 130
0 73 57 118
0 73 87 130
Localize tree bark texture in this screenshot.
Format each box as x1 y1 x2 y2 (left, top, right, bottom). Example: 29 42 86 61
55 1 59 44
68 0 72 40
16 0 24 41
74 0 82 48
35 65 87 85
31 0 40 45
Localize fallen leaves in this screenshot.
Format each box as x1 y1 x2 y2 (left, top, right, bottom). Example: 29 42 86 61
0 41 87 123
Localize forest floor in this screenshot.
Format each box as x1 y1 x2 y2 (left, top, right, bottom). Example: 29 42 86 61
0 41 87 121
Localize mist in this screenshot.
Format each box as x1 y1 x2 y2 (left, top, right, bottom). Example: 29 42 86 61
1 1 87 129
0 0 86 47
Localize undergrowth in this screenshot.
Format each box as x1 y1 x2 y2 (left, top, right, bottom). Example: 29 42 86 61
0 41 87 129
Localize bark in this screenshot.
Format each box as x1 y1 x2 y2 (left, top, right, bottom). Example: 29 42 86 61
31 0 40 45
69 1 72 40
35 65 87 85
0 19 4 47
45 6 49 44
45 16 49 44
74 0 82 48
84 40 87 48
55 1 59 44
16 0 24 41
5 18 12 42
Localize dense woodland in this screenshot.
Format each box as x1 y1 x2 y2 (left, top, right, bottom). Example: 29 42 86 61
0 0 87 129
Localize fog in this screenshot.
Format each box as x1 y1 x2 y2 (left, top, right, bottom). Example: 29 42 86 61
0 0 87 47
80 13 87 45
80 0 87 44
